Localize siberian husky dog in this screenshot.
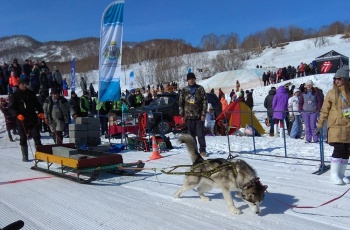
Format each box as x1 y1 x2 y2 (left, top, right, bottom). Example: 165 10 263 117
175 134 267 214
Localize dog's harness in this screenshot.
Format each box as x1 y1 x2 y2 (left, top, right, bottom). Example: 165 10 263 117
160 160 238 180
240 177 266 190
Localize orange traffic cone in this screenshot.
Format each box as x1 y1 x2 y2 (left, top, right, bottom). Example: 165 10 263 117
149 136 163 160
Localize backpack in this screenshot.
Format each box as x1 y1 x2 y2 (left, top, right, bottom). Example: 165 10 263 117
135 94 142 104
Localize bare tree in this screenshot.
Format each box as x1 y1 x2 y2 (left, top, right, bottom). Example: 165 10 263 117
327 21 347 35
288 26 305 41
219 33 240 50
240 33 264 59
201 33 219 51
135 69 147 88
153 56 184 84
264 27 280 46
210 50 245 74
183 52 210 71
312 37 320 48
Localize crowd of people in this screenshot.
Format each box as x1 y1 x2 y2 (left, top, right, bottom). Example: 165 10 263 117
0 58 349 185
262 66 350 185
263 79 325 142
0 58 69 97
261 61 318 86
180 67 350 186
0 59 118 161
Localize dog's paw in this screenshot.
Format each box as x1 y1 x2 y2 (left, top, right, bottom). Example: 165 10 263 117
235 192 242 198
230 207 242 214
174 192 181 198
199 195 210 202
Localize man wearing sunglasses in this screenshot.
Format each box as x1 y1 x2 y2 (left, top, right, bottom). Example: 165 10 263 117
316 65 350 185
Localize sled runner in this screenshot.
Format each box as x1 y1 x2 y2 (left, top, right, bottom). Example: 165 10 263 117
31 143 145 184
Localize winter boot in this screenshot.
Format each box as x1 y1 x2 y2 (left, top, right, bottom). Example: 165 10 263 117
339 159 350 184
330 158 345 185
274 124 278 137
21 146 29 162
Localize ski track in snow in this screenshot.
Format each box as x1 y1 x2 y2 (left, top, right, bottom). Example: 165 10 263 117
1 134 349 229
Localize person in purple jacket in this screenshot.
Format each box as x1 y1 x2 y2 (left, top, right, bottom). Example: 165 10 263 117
299 80 323 143
272 86 289 137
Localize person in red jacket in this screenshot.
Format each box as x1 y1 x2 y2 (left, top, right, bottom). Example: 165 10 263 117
298 62 305 77
9 71 19 93
218 88 223 100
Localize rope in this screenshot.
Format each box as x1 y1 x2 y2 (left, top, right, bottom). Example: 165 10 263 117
52 130 63 144
0 176 53 186
267 187 350 209
20 120 34 158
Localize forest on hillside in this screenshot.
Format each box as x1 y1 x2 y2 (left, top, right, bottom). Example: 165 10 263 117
1 21 349 84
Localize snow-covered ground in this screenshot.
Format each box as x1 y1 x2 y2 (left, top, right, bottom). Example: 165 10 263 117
0 35 350 229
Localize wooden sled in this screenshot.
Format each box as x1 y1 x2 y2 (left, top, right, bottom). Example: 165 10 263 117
31 143 145 184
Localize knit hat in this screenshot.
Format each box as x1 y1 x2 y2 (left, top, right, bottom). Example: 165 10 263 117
18 78 27 85
207 103 213 112
334 65 349 80
187 72 196 81
305 80 313 86
51 88 59 94
293 88 301 94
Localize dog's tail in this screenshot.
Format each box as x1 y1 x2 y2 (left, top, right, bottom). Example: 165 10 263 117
178 134 202 163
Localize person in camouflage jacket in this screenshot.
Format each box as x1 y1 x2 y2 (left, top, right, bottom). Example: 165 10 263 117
179 73 208 157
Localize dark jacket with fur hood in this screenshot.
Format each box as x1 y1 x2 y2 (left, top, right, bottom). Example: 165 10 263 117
43 96 70 124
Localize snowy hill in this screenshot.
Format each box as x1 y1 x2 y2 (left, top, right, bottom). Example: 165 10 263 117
115 34 350 93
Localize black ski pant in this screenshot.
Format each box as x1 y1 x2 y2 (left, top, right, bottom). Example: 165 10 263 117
186 119 206 153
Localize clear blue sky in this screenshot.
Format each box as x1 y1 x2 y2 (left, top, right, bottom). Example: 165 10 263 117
1 0 349 46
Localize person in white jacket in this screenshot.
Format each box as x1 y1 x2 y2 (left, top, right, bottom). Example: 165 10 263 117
205 103 216 135
288 88 303 138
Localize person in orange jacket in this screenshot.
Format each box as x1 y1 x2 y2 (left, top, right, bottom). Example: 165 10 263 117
9 71 20 93
220 94 228 110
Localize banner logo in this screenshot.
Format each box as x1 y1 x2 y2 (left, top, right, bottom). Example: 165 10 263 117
320 61 332 73
103 41 120 63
